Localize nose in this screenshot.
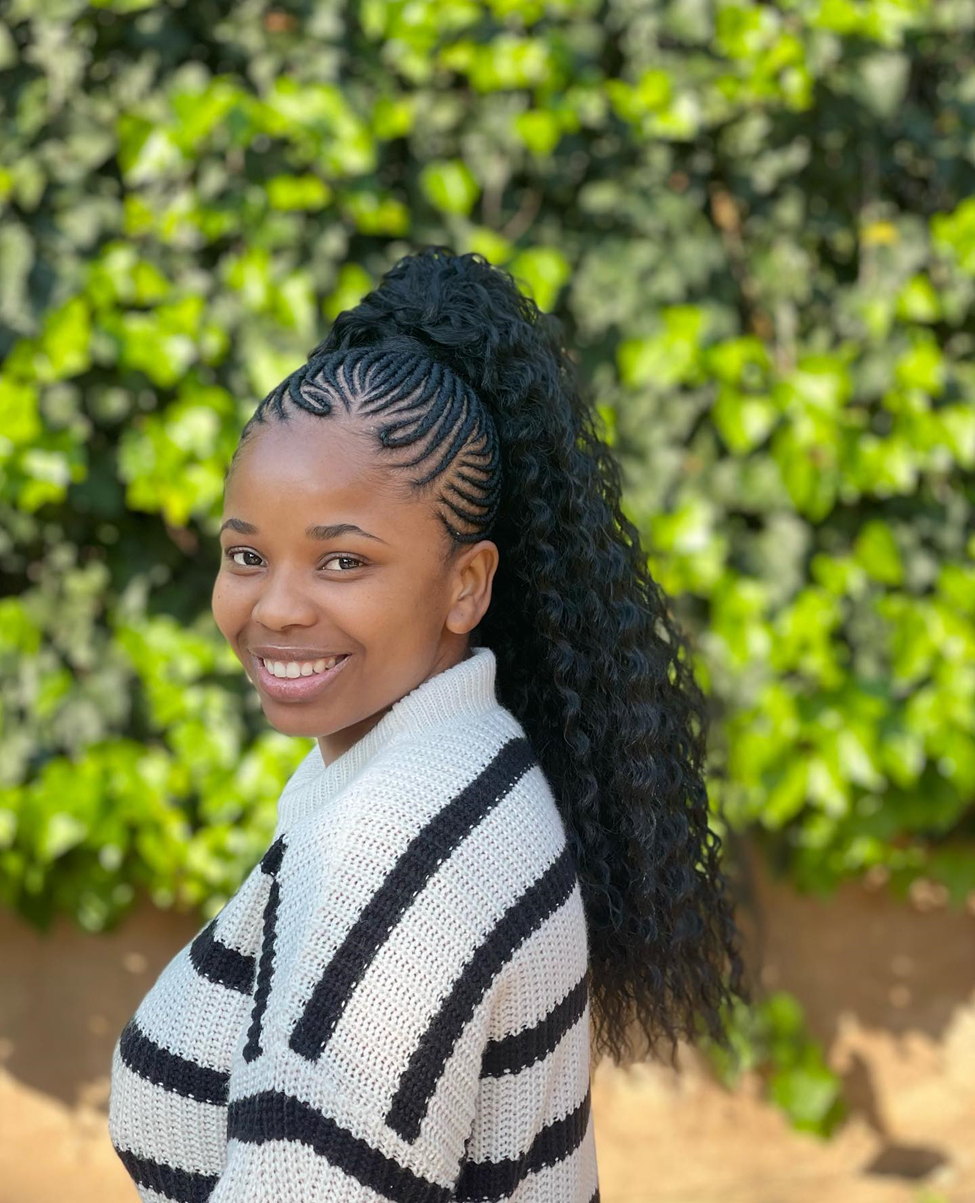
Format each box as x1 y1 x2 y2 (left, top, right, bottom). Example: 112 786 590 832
250 566 319 630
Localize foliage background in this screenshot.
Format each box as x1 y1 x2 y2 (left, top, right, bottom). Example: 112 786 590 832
1 0 974 1134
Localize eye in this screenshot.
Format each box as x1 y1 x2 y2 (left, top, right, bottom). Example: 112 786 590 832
222 548 366 573
322 555 366 572
225 548 263 568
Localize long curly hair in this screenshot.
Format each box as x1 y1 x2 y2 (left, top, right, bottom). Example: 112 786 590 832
232 245 750 1069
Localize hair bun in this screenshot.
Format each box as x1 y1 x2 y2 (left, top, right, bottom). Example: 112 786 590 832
316 245 534 400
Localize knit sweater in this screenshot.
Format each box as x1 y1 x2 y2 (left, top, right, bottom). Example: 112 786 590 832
108 644 600 1203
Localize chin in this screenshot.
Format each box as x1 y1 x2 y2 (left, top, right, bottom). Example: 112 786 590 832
258 705 325 737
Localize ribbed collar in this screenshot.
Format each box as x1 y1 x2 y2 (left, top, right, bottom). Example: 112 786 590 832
276 644 499 832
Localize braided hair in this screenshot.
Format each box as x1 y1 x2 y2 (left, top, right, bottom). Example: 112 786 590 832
231 245 750 1069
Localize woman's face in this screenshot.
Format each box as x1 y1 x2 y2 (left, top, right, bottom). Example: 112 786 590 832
211 410 498 765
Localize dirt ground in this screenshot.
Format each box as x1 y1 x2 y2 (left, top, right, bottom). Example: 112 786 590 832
1 836 973 1203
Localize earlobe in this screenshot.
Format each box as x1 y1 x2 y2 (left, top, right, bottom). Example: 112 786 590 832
446 595 482 637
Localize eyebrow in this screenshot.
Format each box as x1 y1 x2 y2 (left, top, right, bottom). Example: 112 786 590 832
219 518 389 545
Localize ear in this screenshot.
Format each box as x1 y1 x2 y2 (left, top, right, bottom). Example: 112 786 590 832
445 541 499 636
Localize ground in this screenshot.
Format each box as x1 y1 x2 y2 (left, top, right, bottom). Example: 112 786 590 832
1 836 972 1203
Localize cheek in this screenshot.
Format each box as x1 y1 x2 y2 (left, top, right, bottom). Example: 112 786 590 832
340 579 436 640
398 579 451 636
211 574 246 631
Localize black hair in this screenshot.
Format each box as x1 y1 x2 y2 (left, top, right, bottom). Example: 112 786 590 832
231 245 750 1068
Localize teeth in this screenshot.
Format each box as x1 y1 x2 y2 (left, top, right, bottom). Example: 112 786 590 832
261 656 341 678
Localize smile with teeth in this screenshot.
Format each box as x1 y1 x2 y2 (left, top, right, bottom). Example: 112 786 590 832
260 655 345 678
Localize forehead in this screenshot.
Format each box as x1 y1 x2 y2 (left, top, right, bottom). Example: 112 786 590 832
224 413 420 531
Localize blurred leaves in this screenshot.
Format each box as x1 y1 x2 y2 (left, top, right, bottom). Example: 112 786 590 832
704 991 847 1137
1 0 974 957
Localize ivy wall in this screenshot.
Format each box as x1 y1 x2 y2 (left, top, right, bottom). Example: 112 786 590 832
1 0 973 953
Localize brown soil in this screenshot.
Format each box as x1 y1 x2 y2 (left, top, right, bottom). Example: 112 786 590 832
1 837 973 1203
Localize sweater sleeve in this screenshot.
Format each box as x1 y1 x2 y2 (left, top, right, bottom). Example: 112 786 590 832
209 785 502 1202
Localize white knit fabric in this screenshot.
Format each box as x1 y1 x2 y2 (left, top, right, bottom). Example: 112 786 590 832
108 645 600 1202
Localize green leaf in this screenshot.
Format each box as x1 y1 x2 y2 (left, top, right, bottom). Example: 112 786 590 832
893 333 945 396
323 263 374 322
712 386 777 453
266 175 333 211
769 1058 843 1132
40 812 88 862
509 246 571 311
618 307 708 388
419 159 480 216
895 273 941 323
854 520 903 585
0 377 41 448
513 109 563 155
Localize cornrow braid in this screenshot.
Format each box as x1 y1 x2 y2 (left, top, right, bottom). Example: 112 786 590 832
232 337 503 546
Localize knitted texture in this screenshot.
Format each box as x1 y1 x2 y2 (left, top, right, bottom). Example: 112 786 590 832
108 645 600 1202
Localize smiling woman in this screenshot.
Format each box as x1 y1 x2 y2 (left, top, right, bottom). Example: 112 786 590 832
210 410 498 765
107 245 748 1203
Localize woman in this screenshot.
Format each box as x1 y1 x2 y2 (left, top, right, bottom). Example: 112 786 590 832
108 246 748 1201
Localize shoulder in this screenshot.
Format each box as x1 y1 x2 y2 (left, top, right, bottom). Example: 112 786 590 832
338 706 565 853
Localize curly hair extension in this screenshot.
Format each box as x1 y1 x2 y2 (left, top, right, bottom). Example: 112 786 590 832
232 245 751 1070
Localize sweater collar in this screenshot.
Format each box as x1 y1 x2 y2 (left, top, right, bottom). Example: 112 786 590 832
277 644 499 831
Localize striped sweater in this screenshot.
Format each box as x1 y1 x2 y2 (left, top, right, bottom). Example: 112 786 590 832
108 644 600 1202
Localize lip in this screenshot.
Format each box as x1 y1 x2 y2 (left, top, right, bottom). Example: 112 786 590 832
251 652 351 702
251 646 349 661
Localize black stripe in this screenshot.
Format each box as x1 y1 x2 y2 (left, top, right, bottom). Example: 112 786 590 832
259 834 286 876
189 920 256 996
118 1016 229 1105
480 972 589 1078
453 1085 592 1201
242 837 287 1063
289 736 536 1061
386 842 579 1143
113 1145 219 1203
227 1089 453 1203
